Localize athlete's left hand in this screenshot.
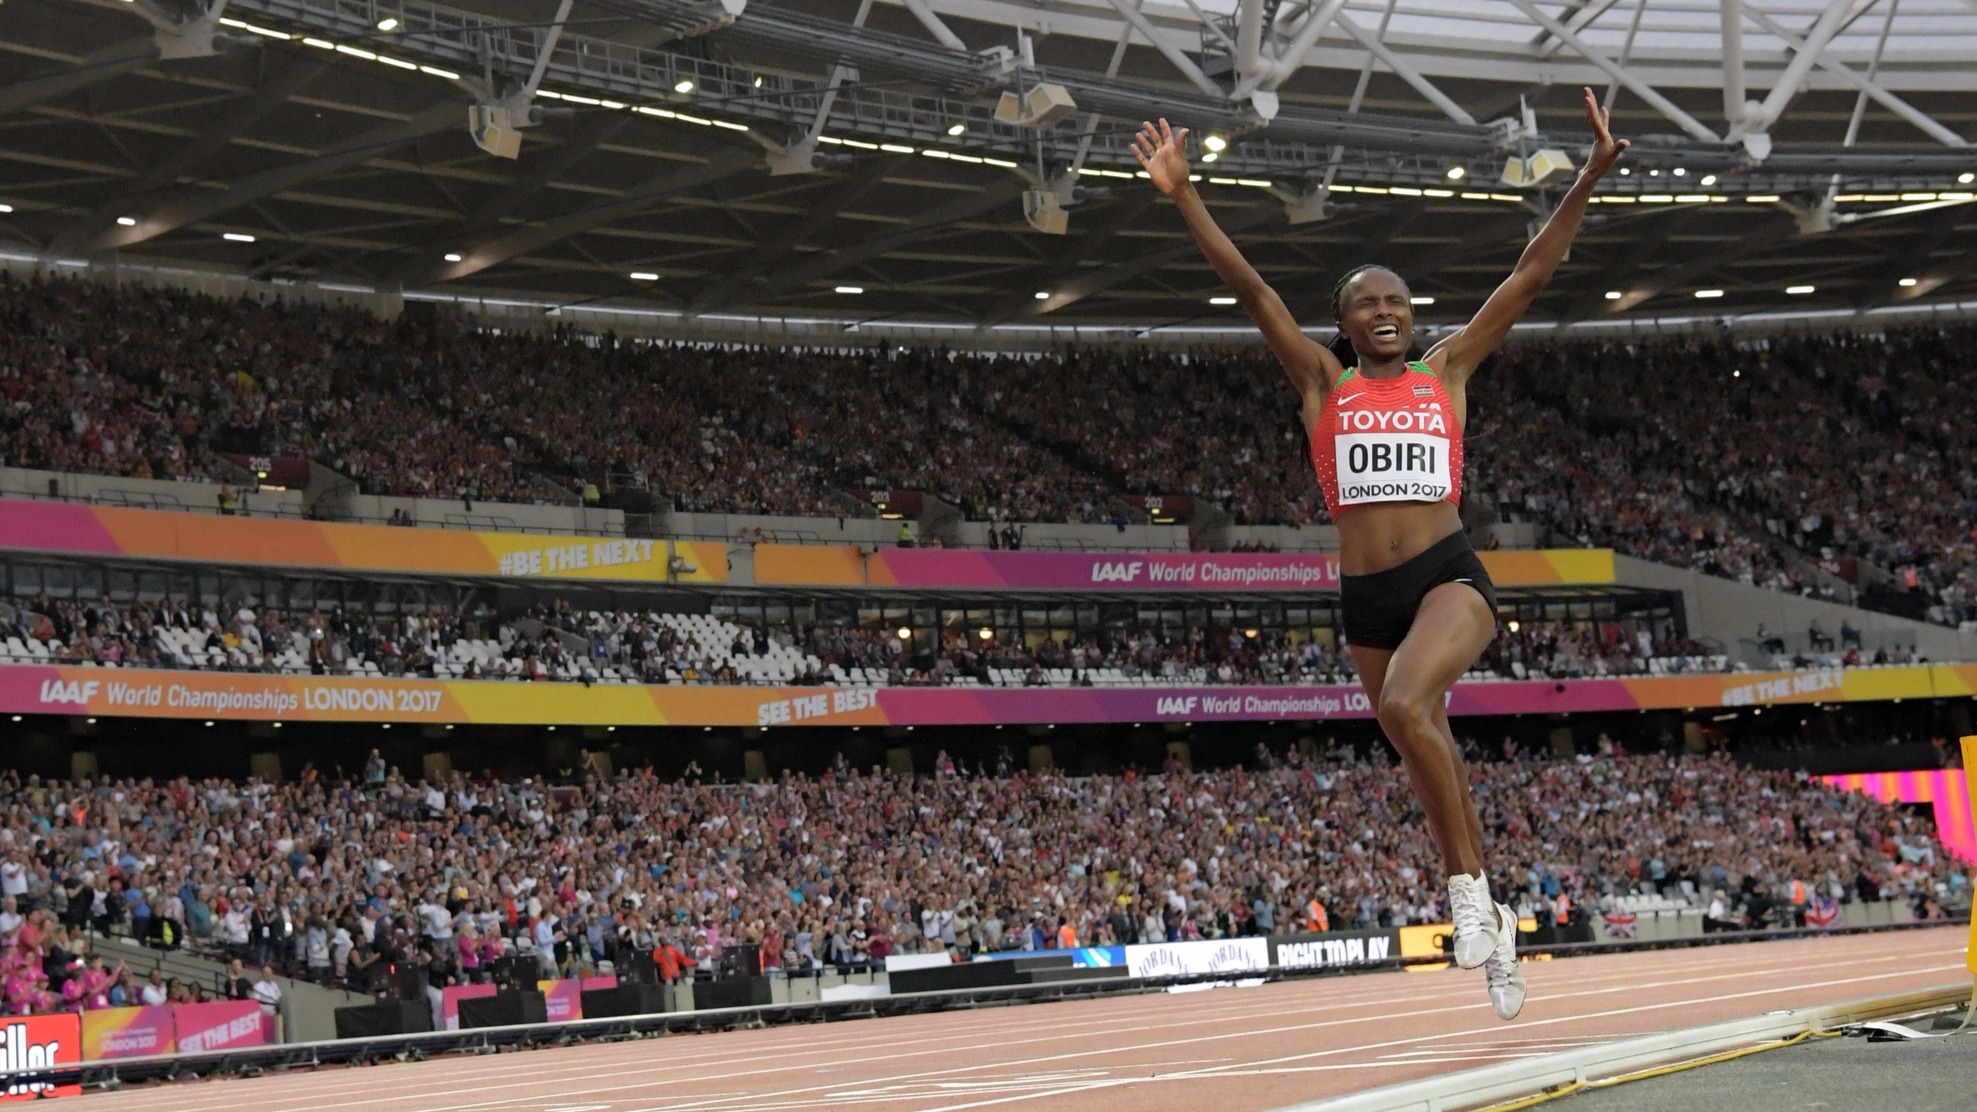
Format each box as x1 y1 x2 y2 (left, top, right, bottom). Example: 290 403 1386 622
1581 87 1629 177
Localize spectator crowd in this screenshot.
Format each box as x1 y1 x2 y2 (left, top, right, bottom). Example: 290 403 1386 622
0 744 1963 1015
1 275 1972 624
6 592 1743 688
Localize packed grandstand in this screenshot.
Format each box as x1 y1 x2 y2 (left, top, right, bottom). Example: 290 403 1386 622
4 593 1769 687
2 275 1973 629
0 746 1965 1015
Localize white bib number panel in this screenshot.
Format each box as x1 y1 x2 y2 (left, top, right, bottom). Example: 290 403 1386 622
1334 432 1451 506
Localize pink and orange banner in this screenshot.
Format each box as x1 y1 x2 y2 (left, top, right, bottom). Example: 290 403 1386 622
438 984 497 1031
1 662 1963 729
785 547 1615 591
170 999 269 1054
537 976 617 1023
80 1004 175 1060
1819 767 1976 866
0 499 725 583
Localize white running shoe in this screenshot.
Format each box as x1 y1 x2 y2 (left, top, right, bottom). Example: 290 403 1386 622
1483 901 1527 1021
1446 873 1497 969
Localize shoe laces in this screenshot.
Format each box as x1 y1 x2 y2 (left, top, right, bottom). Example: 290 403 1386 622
1448 876 1489 939
1485 943 1519 990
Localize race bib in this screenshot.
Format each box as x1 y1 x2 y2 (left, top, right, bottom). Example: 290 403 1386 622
1334 432 1451 506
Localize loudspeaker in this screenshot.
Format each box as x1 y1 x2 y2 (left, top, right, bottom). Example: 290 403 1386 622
376 964 430 1001
458 990 548 1030
580 982 670 1019
693 975 771 1010
335 1000 433 1039
490 955 534 992
719 942 762 977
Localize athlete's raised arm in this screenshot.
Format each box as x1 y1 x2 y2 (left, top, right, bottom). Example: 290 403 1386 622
1133 119 1339 399
1427 88 1629 384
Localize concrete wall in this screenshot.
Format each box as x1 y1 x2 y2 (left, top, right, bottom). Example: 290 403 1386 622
1613 555 1977 665
1 466 301 518
99 935 375 1044
347 493 624 537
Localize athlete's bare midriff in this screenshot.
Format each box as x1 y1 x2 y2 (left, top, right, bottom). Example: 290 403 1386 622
1334 500 1465 576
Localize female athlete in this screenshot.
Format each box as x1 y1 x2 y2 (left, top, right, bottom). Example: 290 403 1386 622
1135 88 1627 1020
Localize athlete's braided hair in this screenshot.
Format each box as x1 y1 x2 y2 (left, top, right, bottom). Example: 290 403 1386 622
1327 263 1400 368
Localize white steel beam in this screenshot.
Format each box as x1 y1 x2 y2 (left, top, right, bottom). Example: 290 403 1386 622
1235 0 1267 90
1537 0 1623 60
810 0 876 140
1505 0 1721 143
899 0 967 52
1750 0 1869 133
1744 7 1967 147
1720 0 1747 127
1101 0 1225 98
1258 0 1349 93
1331 14 1475 126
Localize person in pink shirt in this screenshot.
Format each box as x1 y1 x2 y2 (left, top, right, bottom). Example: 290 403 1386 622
457 923 483 982
3 968 37 1015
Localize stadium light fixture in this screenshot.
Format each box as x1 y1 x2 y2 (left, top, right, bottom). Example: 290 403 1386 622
753 76 763 88
629 271 659 280
1507 621 1520 633
377 17 398 31
835 285 862 294
1618 167 1630 176
1604 291 1623 300
222 232 256 242
1961 172 1975 185
1203 135 1227 152
1410 296 1435 306
1034 291 1050 300
117 216 136 226
1200 152 1218 163
1209 296 1237 305
674 79 695 94
0 204 11 213
947 123 966 137
897 627 912 640
1694 289 1724 298
1699 174 1717 186
1446 166 1465 180
443 252 461 262
978 628 994 641
1898 277 1918 287
1786 285 1815 295
1672 168 1686 177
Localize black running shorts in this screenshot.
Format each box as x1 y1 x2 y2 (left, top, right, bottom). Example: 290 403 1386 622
1339 530 1498 651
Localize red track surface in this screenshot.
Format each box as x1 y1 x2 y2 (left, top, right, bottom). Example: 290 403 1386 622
70 927 1969 1112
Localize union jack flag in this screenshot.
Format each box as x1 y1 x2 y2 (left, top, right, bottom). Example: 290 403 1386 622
1805 897 1841 929
1601 908 1637 938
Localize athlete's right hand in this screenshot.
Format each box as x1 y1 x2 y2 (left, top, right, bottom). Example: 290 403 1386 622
1132 118 1192 196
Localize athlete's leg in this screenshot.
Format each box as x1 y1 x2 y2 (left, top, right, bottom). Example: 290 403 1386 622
1353 643 1480 870
1359 582 1493 877
1433 704 1486 862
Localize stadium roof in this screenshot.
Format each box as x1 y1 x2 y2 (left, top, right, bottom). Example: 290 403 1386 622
0 0 1972 329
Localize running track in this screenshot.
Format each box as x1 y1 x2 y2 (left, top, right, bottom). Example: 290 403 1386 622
70 927 1970 1112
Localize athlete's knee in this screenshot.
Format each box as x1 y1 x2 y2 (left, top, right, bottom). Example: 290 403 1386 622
1376 691 1436 743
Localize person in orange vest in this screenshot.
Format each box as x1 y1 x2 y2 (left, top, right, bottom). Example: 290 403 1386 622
654 937 696 983
1553 891 1571 926
1055 919 1077 950
1302 896 1329 933
1787 878 1808 926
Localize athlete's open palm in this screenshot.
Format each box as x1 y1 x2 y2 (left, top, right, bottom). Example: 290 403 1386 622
1581 87 1629 177
1132 118 1191 195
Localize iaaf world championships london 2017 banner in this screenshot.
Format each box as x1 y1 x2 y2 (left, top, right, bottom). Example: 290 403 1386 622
3 662 1973 728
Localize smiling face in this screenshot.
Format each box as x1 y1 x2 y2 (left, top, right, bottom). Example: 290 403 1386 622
1334 267 1414 365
